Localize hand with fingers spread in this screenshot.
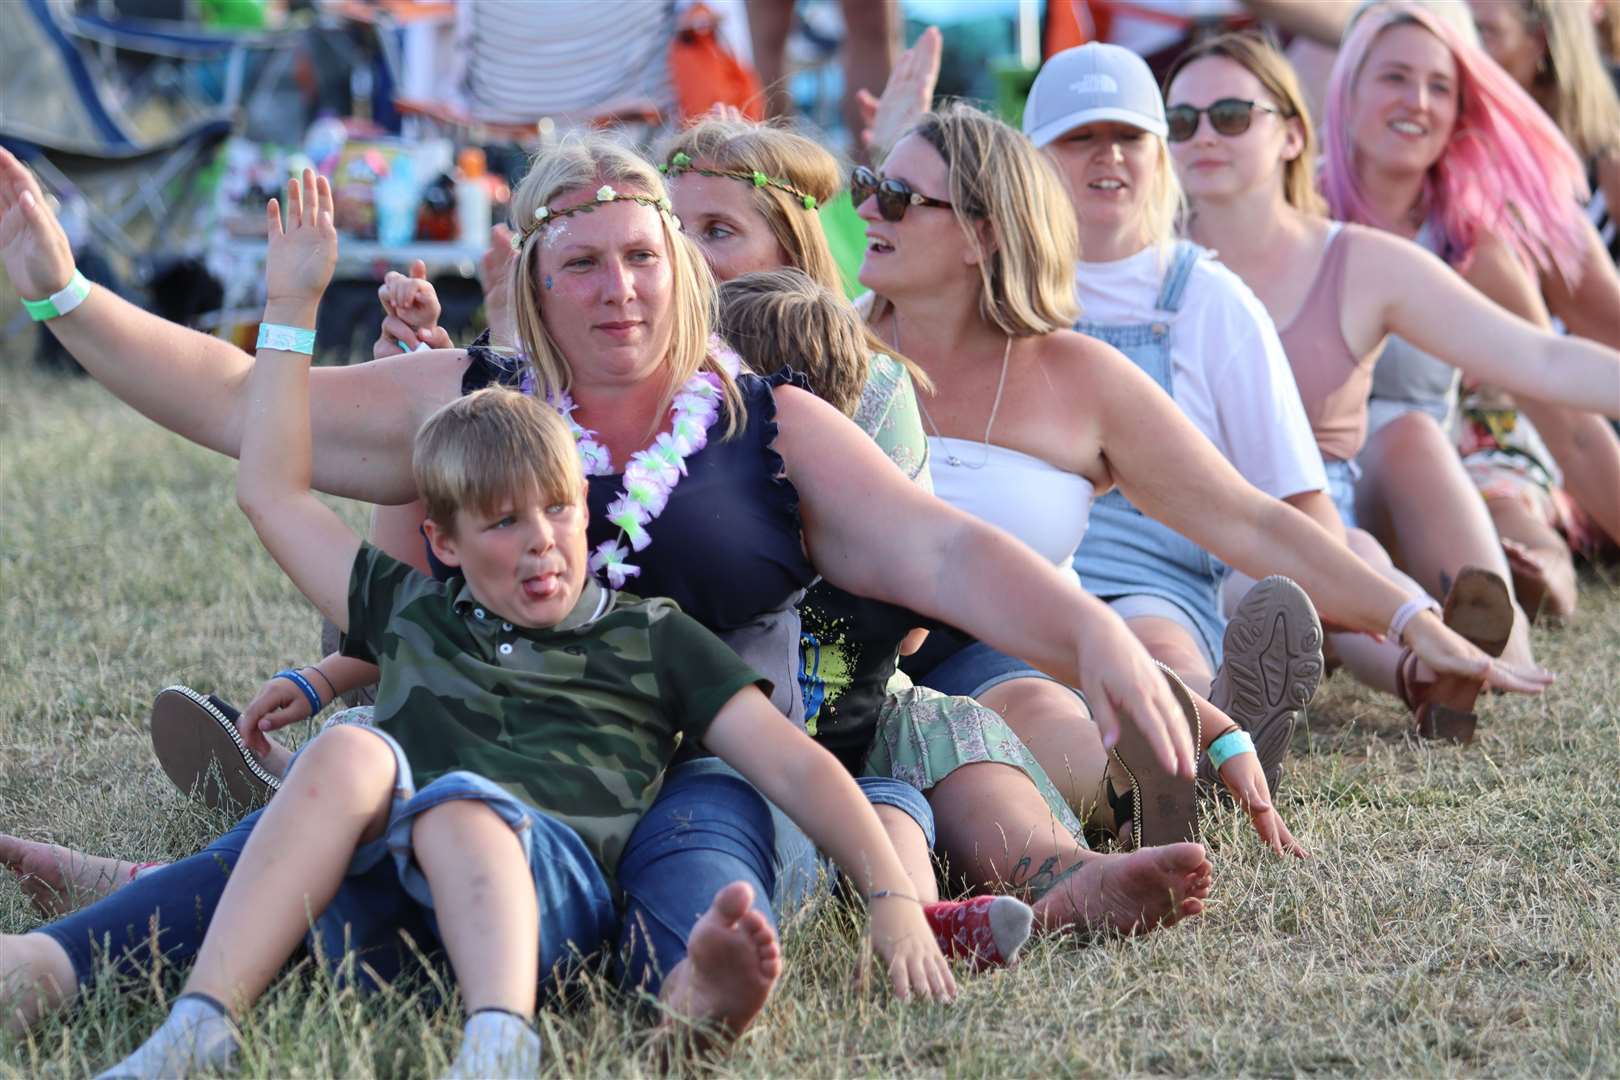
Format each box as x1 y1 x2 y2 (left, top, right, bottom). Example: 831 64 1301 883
1401 610 1554 696
265 170 337 306
857 25 943 159
868 896 957 1003
238 674 318 758
1079 615 1200 779
1217 749 1307 858
373 260 452 357
0 147 77 300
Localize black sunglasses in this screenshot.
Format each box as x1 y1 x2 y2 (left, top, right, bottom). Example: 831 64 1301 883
1165 98 1287 143
849 165 954 222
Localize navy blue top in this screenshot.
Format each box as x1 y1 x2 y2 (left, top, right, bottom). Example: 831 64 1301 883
455 338 817 634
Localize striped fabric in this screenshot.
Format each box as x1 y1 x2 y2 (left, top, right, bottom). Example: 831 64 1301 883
452 1 677 125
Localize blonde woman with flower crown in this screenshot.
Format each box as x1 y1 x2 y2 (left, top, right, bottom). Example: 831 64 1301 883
0 137 1225 1039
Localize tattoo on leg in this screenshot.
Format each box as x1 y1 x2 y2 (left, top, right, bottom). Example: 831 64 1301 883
1008 854 1064 898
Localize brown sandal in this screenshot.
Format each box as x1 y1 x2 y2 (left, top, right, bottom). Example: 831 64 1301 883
1106 662 1202 849
1396 566 1514 744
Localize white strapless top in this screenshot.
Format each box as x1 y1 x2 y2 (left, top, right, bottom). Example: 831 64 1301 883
928 437 1095 573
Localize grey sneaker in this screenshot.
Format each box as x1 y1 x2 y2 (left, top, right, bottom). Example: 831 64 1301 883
1206 576 1323 796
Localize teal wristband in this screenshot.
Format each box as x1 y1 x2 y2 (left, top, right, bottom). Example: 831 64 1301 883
1207 728 1256 772
21 269 91 321
257 323 316 354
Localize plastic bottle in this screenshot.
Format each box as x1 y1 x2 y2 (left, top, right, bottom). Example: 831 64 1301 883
455 147 491 246
375 155 417 248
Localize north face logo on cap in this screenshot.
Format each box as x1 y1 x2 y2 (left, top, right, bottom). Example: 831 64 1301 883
1070 74 1119 95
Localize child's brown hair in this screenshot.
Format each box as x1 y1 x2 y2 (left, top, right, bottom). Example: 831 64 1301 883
718 269 869 417
413 388 583 531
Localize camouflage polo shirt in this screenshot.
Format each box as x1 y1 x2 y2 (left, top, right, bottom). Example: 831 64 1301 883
344 543 768 881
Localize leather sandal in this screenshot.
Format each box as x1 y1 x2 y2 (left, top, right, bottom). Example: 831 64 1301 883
1106 662 1202 850
150 686 281 811
1396 566 1513 744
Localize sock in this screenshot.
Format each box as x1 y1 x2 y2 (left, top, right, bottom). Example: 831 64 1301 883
94 992 238 1080
923 896 1034 971
443 1008 541 1080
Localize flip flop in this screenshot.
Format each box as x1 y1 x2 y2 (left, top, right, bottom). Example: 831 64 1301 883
1206 576 1324 798
150 686 281 811
1399 566 1513 744
1107 662 1202 850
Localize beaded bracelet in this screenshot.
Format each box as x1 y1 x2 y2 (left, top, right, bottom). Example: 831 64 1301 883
274 668 324 715
1207 728 1256 771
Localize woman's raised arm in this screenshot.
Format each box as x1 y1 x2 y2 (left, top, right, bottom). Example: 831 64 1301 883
770 383 1199 780
0 148 463 504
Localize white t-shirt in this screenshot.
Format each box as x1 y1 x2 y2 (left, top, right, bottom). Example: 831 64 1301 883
1075 244 1327 501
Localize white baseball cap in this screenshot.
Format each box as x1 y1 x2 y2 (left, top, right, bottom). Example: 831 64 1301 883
1023 43 1168 147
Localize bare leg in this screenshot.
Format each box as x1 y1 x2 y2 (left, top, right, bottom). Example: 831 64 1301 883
746 0 795 119
1123 616 1215 698
655 882 781 1046
184 726 395 1010
411 800 539 1017
1356 412 1535 668
875 805 939 904
1488 497 1578 621
0 834 150 917
0 932 76 1035
952 689 1212 935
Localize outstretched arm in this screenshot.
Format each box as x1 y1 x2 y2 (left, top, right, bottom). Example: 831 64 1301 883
0 148 465 505
1084 344 1550 695
704 687 955 1002
1363 228 1620 419
234 171 359 630
772 385 1200 781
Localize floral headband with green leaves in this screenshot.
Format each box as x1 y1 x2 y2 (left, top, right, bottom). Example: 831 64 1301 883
660 152 819 211
513 185 679 249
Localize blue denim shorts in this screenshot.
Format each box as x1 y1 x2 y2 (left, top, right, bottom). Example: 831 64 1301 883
1322 457 1362 530
917 640 1084 704
304 726 619 991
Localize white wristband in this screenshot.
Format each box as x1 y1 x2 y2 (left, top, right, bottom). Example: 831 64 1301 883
1388 594 1441 644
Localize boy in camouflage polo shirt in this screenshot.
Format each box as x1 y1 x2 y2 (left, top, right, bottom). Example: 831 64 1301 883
101 172 954 1080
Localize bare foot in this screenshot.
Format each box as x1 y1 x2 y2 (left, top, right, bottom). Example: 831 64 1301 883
657 881 781 1048
0 833 146 918
1030 844 1212 935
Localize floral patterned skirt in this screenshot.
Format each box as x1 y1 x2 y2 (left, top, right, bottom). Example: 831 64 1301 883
861 684 1085 846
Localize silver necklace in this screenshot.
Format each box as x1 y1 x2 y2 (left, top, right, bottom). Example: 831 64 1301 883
910 328 1013 470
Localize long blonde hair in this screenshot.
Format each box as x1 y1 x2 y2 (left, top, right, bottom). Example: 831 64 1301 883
1166 33 1330 217
507 134 743 435
871 102 1080 338
1515 0 1620 161
656 118 929 390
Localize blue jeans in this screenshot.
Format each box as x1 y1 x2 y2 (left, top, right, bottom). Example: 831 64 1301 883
613 757 932 995
40 761 933 998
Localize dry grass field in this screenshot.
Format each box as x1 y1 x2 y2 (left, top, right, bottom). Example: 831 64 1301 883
2 363 1617 1078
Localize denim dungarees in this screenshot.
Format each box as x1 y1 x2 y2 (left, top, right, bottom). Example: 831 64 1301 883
1071 241 1227 665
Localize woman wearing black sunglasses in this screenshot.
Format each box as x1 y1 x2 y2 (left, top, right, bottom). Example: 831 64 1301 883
1166 26 1620 716
858 96 1547 861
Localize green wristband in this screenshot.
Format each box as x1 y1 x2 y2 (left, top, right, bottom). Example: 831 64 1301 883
21 269 91 321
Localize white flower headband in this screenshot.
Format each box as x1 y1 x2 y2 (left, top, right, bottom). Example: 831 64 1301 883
513 185 680 249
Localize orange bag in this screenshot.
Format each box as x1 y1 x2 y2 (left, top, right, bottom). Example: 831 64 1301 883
670 2 765 122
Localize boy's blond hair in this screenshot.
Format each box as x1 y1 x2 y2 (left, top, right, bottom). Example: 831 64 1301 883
718 269 869 417
413 389 584 531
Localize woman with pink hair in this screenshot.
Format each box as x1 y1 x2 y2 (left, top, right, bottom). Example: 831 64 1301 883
1320 1 1620 628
